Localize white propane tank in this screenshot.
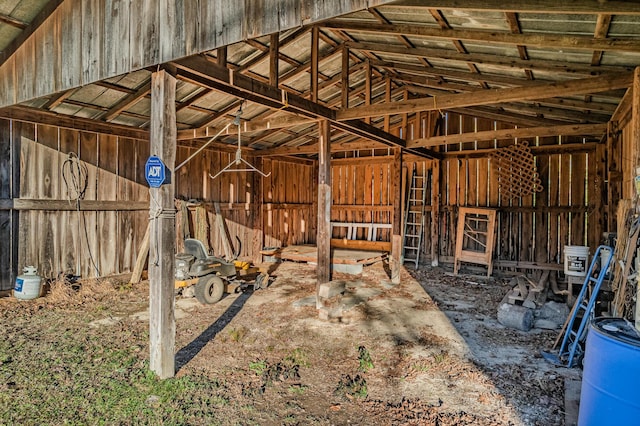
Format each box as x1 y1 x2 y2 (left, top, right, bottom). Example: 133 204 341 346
14 266 42 300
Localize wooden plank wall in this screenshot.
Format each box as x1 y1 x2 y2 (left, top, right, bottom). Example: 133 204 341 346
431 113 600 266
0 119 149 283
174 145 317 257
0 119 17 289
330 156 393 243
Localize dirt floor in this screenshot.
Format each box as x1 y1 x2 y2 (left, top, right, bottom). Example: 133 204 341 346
0 261 580 425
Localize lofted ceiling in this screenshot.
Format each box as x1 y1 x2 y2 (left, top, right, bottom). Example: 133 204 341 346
4 1 640 158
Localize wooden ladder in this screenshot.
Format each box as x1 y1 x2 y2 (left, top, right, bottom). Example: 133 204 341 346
403 165 429 268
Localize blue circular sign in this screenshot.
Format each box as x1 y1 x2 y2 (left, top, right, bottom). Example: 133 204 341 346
145 156 167 188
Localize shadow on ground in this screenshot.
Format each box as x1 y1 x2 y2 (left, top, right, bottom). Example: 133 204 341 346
175 290 253 371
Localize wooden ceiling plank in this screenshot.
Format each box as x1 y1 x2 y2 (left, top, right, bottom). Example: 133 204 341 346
408 123 606 148
325 21 640 52
337 72 633 120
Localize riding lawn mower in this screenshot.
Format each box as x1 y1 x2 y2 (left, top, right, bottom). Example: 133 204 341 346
174 238 269 304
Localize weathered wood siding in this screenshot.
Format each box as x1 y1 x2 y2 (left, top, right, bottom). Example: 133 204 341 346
330 156 395 243
0 118 149 284
0 0 396 108
430 113 602 266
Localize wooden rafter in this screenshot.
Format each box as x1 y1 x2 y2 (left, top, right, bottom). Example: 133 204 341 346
237 27 308 73
367 7 434 70
324 21 640 52
41 88 77 110
98 80 152 122
0 13 27 29
407 123 607 148
337 72 633 120
504 12 533 80
429 9 488 88
591 14 613 66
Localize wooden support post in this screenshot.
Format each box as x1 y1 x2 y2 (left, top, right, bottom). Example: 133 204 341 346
217 46 227 68
251 156 264 264
431 160 440 266
317 120 332 305
269 33 279 87
364 60 371 125
311 27 319 103
148 69 177 379
607 120 622 231
341 44 349 109
391 148 403 283
384 76 391 132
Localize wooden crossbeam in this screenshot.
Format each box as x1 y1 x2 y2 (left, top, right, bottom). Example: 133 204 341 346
347 41 630 75
177 114 317 140
388 0 640 15
337 72 633 120
408 123 607 148
0 105 149 140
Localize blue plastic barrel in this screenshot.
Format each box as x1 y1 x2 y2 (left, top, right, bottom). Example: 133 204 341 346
578 318 640 426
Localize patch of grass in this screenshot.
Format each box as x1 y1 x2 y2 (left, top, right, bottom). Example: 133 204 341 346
228 326 248 342
285 348 310 368
358 346 374 372
288 384 309 395
433 350 448 364
249 360 267 375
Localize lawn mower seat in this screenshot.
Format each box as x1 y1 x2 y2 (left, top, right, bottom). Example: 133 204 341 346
184 238 210 260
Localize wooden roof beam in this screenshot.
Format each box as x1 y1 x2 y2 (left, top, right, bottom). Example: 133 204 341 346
171 55 440 159
325 21 640 53
0 105 149 139
390 0 640 14
408 123 607 148
337 72 633 120
347 41 627 75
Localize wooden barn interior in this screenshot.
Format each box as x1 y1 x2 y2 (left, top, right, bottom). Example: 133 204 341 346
2 0 640 392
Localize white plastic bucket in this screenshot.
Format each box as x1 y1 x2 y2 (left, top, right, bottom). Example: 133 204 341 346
564 245 589 277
